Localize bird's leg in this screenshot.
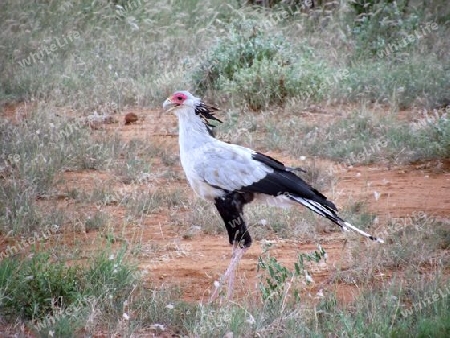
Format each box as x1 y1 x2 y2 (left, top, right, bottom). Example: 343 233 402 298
226 244 249 299
227 243 240 298
211 192 254 303
209 243 249 303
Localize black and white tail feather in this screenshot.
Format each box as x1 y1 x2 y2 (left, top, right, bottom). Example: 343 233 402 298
240 152 384 243
288 195 383 242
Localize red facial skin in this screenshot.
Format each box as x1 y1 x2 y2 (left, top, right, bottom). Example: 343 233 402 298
171 92 188 105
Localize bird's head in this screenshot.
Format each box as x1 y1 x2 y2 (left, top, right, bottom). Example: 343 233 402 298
163 90 222 134
163 90 199 111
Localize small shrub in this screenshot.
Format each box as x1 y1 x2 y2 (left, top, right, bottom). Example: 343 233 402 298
257 244 327 307
82 248 137 304
191 18 333 108
0 252 81 320
191 19 291 94
351 0 420 58
0 247 138 334
84 211 109 232
220 55 330 109
220 58 290 110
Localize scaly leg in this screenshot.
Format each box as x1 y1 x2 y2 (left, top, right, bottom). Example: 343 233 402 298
209 245 249 302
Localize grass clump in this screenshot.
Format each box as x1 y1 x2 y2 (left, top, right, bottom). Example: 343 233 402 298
0 106 119 234
191 18 331 109
0 251 81 321
125 188 187 218
191 19 290 94
112 138 155 185
342 56 450 109
131 287 198 336
350 0 420 58
279 109 450 165
386 113 450 161
0 247 138 335
379 215 450 269
314 279 450 337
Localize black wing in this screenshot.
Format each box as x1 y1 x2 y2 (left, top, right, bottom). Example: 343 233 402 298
242 152 337 211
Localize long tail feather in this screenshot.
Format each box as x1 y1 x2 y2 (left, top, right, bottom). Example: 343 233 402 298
289 195 384 243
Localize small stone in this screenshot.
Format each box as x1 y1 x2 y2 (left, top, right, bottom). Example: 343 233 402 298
125 112 138 125
374 191 381 201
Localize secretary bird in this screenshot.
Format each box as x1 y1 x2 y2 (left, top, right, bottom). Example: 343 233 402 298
163 91 383 301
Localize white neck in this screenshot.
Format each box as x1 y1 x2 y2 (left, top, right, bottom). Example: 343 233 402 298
175 106 215 154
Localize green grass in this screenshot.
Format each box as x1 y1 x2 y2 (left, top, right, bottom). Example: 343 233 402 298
0 246 138 335
190 16 332 109
2 1 448 110
0 106 119 234
256 108 450 165
341 56 450 109
0 0 226 109
0 252 81 320
124 188 187 218
314 280 450 338
1 244 442 337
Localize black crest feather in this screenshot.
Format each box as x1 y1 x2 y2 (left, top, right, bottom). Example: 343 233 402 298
195 102 222 136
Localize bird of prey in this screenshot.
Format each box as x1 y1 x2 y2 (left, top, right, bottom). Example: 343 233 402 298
163 90 383 301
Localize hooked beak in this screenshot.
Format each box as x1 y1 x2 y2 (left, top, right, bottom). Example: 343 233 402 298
161 97 177 117
162 97 174 110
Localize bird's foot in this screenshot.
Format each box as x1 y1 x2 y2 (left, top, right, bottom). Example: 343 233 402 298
209 246 248 303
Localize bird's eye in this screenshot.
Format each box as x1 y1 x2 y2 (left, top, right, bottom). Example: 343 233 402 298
176 96 183 101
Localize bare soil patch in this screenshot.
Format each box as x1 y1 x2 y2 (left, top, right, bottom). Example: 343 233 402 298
1 107 449 305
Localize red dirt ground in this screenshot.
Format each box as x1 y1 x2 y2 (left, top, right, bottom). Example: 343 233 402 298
1 105 449 309
101 108 450 303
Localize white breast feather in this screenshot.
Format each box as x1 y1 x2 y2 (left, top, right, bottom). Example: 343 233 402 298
175 106 273 200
